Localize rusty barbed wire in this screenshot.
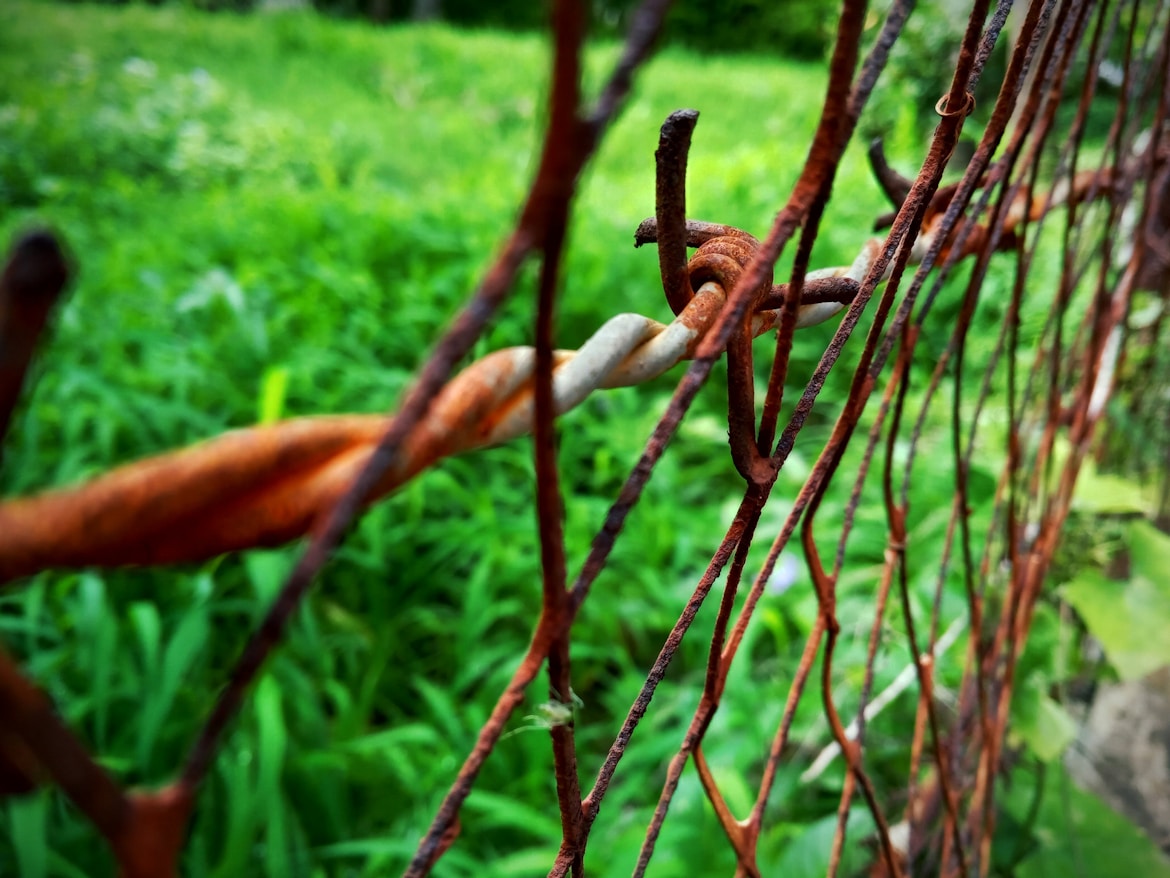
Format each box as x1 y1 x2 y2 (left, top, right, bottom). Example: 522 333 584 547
2 0 1166 875
0 280 827 581
0 232 69 464
0 173 1105 584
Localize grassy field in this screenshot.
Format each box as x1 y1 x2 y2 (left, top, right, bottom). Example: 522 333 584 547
1 2 1164 876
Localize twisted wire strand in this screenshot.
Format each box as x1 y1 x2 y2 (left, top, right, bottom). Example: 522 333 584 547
0 183 1093 581
0 283 830 580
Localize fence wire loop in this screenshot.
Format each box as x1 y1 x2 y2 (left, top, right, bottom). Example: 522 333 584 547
935 90 977 117
2 0 1168 874
679 221 777 481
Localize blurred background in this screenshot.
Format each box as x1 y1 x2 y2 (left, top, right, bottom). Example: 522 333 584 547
1 0 1167 875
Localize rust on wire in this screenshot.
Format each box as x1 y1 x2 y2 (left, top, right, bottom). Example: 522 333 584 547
1 0 1166 874
531 2 587 872
0 271 834 583
934 91 977 117
652 108 700 316
0 231 69 460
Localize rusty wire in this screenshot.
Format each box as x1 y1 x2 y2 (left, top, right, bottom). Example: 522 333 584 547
1 0 1168 874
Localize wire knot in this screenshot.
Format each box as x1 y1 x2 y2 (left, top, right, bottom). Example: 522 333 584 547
934 91 976 118
684 227 770 309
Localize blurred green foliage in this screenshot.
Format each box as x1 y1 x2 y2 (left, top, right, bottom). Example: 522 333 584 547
0 2 1164 876
51 0 840 60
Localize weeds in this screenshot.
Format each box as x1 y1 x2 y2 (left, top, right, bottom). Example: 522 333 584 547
0 3 1161 875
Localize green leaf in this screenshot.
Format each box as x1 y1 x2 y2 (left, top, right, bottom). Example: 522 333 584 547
1073 468 1151 515
129 601 162 680
336 724 442 755
316 838 420 860
1061 565 1170 681
75 574 117 747
1004 762 1170 878
257 365 290 425
1013 602 1063 682
1010 677 1077 762
489 847 568 876
244 550 293 614
255 676 290 878
772 810 877 878
709 762 755 818
213 750 261 878
7 790 49 878
256 676 287 799
137 603 210 771
1128 519 1170 583
462 789 562 840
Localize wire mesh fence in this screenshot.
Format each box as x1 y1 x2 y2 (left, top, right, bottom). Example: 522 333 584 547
1 0 1168 874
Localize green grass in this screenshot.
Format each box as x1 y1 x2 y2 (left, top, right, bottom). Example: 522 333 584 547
0 3 1152 876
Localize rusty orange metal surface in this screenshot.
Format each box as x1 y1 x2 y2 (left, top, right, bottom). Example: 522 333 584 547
0 177 1087 582
1 0 1166 874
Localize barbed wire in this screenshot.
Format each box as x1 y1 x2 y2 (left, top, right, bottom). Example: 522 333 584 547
0 176 1103 584
1 0 1167 875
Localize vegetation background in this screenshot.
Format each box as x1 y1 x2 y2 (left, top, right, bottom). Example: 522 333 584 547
1 1 1168 876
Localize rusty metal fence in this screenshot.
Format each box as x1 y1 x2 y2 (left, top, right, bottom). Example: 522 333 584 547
2 0 1168 874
